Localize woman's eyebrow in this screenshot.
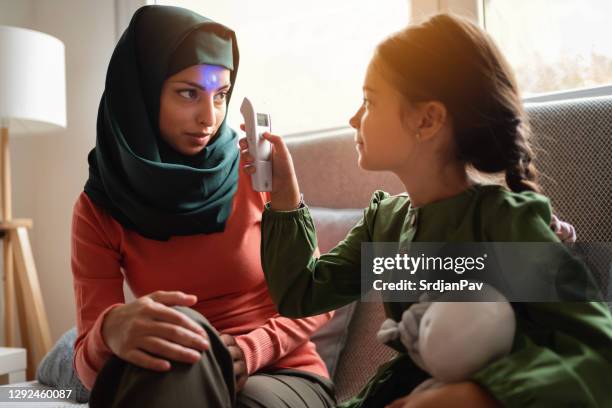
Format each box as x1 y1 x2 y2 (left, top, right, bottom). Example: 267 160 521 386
175 80 231 91
363 86 377 93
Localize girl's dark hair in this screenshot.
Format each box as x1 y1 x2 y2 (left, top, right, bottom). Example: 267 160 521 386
372 13 540 193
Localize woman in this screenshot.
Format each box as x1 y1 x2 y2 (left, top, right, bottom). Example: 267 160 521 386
71 5 335 407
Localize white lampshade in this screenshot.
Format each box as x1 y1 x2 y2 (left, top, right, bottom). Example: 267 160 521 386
0 25 66 135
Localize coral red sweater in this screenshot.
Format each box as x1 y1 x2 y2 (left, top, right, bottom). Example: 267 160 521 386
71 167 332 390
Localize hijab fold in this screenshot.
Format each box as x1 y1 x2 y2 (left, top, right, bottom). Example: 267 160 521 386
84 5 240 241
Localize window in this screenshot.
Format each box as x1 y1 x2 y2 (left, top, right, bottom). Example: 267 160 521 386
155 0 409 135
483 0 612 97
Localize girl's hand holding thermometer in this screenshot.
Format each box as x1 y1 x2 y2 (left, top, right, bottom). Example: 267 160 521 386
238 125 301 211
240 97 273 192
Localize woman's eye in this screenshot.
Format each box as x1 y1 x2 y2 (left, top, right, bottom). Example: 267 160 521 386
178 89 198 100
214 92 228 103
362 98 370 108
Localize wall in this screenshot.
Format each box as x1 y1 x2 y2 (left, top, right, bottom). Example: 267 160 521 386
0 0 116 343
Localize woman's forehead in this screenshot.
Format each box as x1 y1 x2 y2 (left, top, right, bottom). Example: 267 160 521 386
171 64 231 89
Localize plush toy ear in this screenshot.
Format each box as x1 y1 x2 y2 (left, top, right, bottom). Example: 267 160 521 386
418 284 516 382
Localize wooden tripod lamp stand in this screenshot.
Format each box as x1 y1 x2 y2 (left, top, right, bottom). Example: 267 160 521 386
0 25 66 379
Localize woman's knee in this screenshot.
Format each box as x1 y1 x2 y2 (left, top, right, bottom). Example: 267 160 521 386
90 307 235 406
171 305 214 329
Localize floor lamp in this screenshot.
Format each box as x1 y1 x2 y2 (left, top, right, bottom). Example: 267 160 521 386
0 25 66 379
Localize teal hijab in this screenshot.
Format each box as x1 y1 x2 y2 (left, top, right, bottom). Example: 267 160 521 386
84 5 240 241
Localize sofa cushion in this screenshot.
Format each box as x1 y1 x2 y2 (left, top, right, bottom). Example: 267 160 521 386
35 327 90 403
308 207 363 378
308 207 363 254
526 96 612 299
333 300 397 403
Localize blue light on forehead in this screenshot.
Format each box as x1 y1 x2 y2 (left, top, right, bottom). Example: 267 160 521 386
198 64 226 89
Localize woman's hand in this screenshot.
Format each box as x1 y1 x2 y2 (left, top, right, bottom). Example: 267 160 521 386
101 290 210 371
385 382 502 408
220 334 248 392
239 126 302 211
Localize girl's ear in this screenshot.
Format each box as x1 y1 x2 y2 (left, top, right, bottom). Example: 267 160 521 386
417 101 447 141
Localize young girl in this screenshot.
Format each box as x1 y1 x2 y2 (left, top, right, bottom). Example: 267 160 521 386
70 5 335 407
240 13 612 408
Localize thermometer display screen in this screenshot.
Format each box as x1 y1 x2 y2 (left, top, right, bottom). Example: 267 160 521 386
257 113 269 127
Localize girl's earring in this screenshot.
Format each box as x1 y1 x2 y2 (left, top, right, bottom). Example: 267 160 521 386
415 130 422 140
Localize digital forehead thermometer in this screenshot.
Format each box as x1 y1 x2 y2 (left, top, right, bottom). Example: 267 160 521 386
240 97 272 192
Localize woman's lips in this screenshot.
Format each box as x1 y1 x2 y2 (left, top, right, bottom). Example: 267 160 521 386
186 133 212 145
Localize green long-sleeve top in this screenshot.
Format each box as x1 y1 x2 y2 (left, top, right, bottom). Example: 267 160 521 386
261 183 612 408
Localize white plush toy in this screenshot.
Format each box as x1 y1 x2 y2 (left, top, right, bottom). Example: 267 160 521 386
377 284 516 394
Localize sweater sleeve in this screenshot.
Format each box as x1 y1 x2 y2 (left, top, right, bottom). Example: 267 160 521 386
471 190 612 407
260 191 388 318
71 193 125 390
233 311 334 375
